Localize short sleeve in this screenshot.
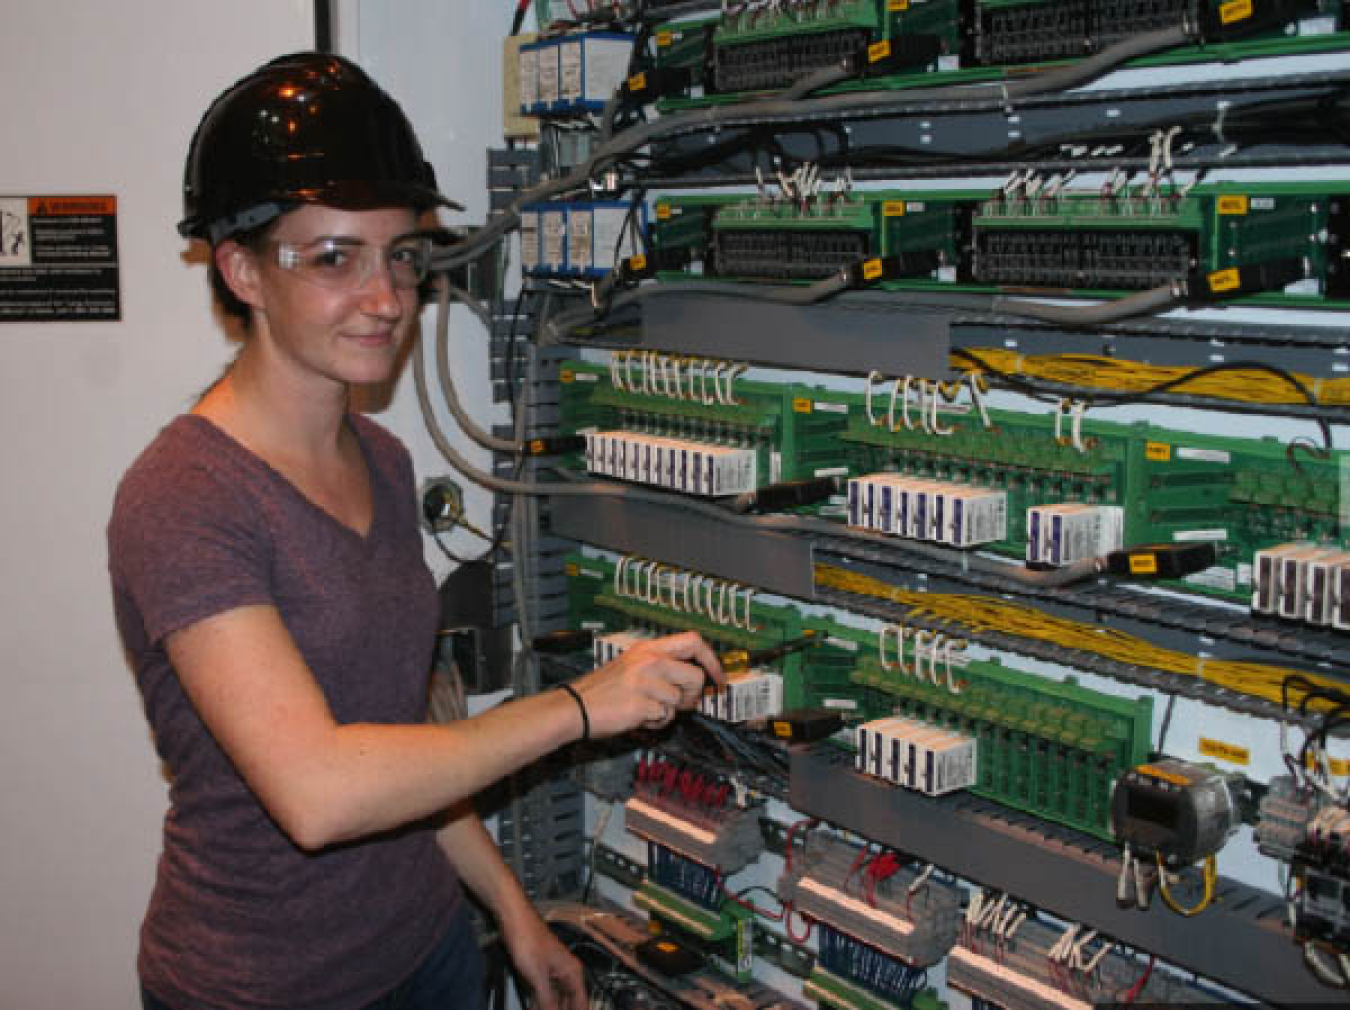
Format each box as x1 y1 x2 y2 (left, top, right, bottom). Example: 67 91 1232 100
109 449 274 648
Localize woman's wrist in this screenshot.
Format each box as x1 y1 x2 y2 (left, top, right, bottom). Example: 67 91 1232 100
556 682 589 742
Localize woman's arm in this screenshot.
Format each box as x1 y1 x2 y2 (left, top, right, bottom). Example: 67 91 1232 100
166 605 718 850
437 806 586 1010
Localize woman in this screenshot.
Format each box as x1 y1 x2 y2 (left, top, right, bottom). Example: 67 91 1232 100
108 52 720 1010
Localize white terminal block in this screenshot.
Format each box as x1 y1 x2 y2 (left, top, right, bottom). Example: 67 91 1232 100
518 208 541 275
540 207 567 275
1307 551 1350 626
1252 542 1312 615
1026 504 1124 566
699 670 783 723
848 474 1006 548
585 431 756 497
857 716 977 796
944 487 1008 547
594 629 654 665
1278 545 1344 621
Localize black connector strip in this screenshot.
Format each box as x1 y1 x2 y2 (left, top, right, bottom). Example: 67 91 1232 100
734 475 842 513
531 628 596 654
769 707 845 743
622 65 694 102
1189 256 1307 301
1103 542 1218 580
1195 0 1321 43
846 250 942 288
524 435 589 456
851 33 944 79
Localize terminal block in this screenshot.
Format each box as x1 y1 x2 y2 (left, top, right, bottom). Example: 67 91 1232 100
777 834 962 969
650 182 1350 308
648 0 1345 106
851 650 1152 839
625 756 765 873
948 907 1235 1008
855 715 978 797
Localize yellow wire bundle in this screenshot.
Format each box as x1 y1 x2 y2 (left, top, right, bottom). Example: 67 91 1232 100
815 563 1344 712
953 347 1345 407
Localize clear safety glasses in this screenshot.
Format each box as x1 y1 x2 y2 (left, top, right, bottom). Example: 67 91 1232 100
270 233 434 291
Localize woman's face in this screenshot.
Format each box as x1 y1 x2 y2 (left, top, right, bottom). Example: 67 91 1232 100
239 204 422 389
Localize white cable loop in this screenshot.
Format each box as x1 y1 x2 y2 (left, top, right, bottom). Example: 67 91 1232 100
865 370 884 426
968 372 993 429
1071 400 1088 454
901 376 916 431
610 351 625 391
727 363 748 406
944 639 965 695
879 625 895 671
614 555 630 598
918 381 933 434
742 586 757 632
930 381 954 436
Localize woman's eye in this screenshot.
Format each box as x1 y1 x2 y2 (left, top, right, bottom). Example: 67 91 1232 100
310 247 353 270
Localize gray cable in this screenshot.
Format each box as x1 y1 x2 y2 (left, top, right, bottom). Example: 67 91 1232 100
431 279 523 453
990 283 1187 325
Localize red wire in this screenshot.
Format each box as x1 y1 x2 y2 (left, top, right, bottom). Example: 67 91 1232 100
785 904 815 943
1123 955 1155 1004
722 886 785 922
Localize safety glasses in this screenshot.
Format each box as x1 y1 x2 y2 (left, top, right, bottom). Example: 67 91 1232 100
269 232 434 291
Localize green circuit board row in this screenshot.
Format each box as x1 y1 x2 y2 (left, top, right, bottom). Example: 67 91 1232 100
559 358 1350 606
566 552 1153 838
649 0 1349 106
649 181 1350 308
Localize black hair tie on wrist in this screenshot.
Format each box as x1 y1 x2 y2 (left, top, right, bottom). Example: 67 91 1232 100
558 683 590 742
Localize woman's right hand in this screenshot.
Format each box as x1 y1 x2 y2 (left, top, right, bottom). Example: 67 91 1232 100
569 631 723 738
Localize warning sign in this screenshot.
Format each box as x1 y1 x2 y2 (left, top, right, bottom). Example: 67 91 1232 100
0 194 120 322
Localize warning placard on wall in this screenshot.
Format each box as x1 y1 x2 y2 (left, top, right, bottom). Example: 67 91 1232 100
0 195 120 322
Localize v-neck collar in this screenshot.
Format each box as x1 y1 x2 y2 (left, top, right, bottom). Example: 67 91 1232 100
179 413 380 546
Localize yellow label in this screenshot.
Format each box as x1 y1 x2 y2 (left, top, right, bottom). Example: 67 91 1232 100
657 941 678 953
1208 267 1242 294
655 30 673 47
1145 441 1172 462
1199 737 1250 766
772 720 793 738
565 562 580 577
868 41 891 63
629 253 647 271
1306 753 1350 776
1219 0 1253 23
656 203 671 220
862 258 884 281
1217 195 1249 215
560 368 575 383
793 397 814 414
627 71 647 92
887 0 909 9
1135 764 1190 787
1129 554 1159 576
528 439 545 454
882 200 907 217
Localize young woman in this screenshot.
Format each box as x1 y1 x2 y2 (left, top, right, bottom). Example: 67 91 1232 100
108 52 720 1010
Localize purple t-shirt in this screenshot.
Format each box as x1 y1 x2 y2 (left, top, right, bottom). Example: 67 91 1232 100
108 414 461 1010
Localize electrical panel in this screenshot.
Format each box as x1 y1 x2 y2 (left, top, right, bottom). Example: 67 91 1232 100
420 1 1350 1005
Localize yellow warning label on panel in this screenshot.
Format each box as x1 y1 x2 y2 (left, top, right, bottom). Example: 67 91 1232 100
629 253 647 272
627 71 647 92
772 721 792 738
1219 0 1253 23
656 203 671 220
1217 195 1249 215
1306 753 1350 776
868 41 891 63
862 258 884 281
561 369 575 383
887 0 910 9
1208 268 1242 293
793 397 814 414
565 562 580 577
882 201 907 217
656 30 673 46
1199 737 1250 766
1145 442 1172 462
1129 555 1159 576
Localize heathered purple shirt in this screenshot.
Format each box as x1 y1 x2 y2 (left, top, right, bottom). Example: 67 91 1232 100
108 414 461 1010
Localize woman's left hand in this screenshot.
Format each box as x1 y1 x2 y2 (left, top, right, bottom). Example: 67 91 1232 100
501 903 586 1010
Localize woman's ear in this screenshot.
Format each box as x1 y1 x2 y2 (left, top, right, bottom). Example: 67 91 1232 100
214 240 265 312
